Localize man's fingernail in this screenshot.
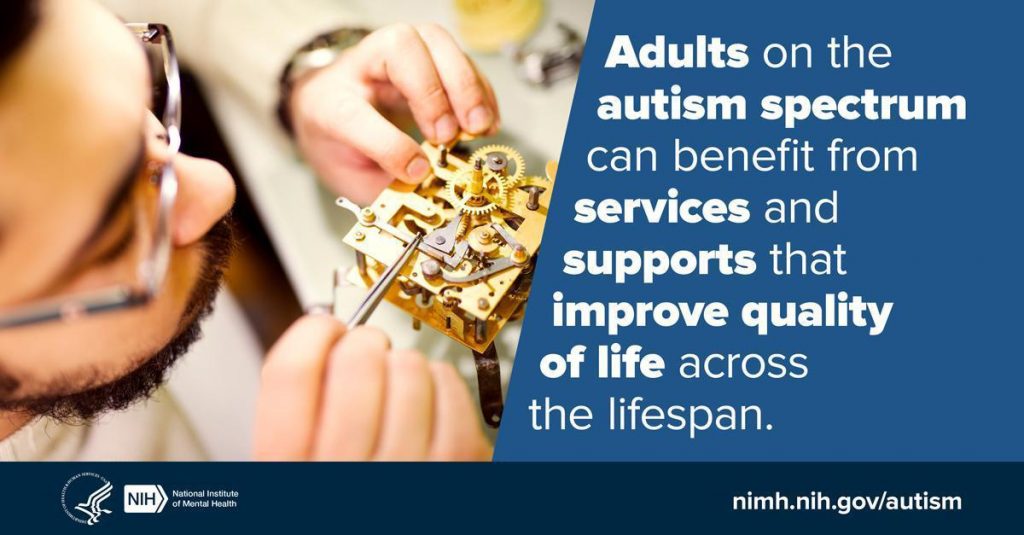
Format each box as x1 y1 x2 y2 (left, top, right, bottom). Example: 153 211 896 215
435 114 458 142
467 105 493 133
406 156 431 182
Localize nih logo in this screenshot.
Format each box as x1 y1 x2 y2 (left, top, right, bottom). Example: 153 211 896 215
124 485 168 514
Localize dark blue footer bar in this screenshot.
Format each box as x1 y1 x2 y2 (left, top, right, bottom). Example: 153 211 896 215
3 462 1017 532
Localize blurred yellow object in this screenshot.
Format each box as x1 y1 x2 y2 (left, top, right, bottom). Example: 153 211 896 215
454 0 543 53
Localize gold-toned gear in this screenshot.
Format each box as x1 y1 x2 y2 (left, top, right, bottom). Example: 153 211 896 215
456 213 471 237
471 144 526 188
446 166 508 215
467 225 500 254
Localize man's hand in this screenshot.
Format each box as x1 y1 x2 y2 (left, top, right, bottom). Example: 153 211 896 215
253 315 492 461
289 23 501 204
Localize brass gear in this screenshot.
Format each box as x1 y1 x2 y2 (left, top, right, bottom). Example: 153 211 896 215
455 211 470 237
471 144 526 188
445 168 508 216
467 224 500 254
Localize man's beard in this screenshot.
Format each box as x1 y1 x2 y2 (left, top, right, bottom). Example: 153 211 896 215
0 217 235 422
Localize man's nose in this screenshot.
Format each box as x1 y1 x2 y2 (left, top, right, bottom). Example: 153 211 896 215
170 154 237 247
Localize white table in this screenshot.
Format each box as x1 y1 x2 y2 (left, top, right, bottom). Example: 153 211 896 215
202 0 593 416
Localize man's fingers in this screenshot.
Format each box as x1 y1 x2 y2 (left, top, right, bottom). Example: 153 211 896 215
415 23 497 135
317 94 431 184
312 326 391 460
428 361 493 461
373 350 435 461
358 24 458 144
255 317 489 462
254 315 346 460
294 23 504 186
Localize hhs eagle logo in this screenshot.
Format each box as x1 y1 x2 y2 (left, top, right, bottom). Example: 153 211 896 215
61 473 114 525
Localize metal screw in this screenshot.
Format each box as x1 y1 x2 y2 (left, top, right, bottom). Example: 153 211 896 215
511 244 529 264
353 231 365 241
360 207 376 223
421 259 441 279
487 154 508 174
477 298 489 310
523 187 544 211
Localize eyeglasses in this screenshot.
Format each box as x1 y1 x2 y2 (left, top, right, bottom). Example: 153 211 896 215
0 23 181 329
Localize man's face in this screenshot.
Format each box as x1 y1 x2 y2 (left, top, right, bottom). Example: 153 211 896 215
0 0 236 420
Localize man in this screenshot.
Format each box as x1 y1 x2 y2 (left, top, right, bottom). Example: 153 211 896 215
0 0 494 460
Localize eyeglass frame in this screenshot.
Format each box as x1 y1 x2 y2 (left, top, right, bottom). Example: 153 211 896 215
0 23 181 330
